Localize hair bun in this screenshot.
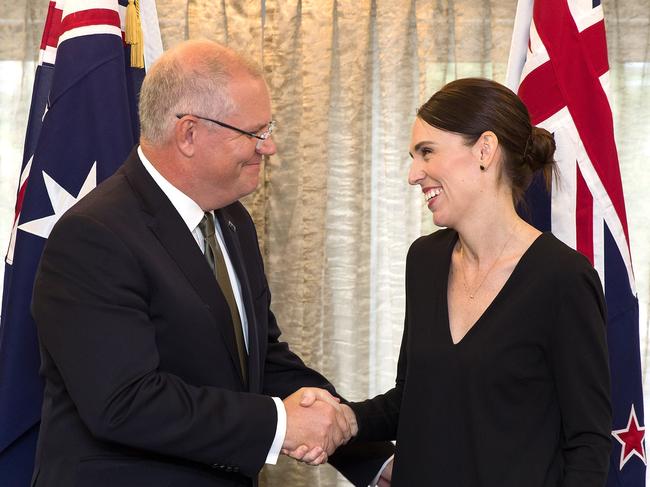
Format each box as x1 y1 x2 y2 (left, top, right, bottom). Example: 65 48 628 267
524 126 556 173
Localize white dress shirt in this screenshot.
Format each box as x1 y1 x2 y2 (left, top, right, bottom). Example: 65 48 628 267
138 147 286 464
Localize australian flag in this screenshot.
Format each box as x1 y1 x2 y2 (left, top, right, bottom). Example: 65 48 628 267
0 1 149 484
506 0 646 485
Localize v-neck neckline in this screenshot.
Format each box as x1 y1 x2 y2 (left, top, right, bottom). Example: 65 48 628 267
443 231 548 346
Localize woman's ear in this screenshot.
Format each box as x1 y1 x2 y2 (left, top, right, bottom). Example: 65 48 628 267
473 131 498 171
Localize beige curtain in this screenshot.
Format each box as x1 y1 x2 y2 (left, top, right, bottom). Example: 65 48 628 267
1 1 649 486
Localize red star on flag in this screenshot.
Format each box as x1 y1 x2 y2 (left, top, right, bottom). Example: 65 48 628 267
612 404 646 470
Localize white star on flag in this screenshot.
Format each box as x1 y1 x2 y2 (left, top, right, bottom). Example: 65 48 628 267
18 162 98 240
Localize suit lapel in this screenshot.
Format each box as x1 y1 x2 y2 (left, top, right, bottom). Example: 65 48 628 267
121 152 244 386
216 209 262 394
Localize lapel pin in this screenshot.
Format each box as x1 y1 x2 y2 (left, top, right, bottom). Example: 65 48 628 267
228 221 236 232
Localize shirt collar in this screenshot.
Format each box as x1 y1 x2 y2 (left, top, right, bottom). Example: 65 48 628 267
137 146 205 232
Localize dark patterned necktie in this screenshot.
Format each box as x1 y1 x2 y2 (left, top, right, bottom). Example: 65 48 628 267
198 212 248 385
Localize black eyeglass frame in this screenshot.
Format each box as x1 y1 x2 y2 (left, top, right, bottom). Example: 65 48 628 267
176 114 275 148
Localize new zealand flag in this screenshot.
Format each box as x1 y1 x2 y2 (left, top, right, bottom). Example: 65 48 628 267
0 1 147 483
507 1 646 485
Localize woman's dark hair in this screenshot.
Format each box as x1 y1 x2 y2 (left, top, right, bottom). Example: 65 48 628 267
417 77 556 204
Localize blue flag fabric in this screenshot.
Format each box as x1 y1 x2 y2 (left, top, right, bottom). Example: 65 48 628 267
0 9 54 486
0 2 143 484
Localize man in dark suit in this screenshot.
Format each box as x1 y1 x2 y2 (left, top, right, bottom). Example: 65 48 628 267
31 39 392 487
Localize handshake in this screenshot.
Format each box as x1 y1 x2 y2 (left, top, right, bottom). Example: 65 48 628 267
281 387 358 465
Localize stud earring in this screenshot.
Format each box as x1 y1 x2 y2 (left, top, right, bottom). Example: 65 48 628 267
480 165 486 171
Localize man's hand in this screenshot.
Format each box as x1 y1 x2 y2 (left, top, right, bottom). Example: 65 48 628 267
282 387 348 462
298 388 357 439
378 457 393 486
282 388 357 465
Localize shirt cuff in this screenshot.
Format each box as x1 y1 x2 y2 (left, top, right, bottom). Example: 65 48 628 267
265 397 287 464
369 454 394 486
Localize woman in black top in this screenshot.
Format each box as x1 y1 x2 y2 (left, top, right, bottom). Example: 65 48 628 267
350 78 611 486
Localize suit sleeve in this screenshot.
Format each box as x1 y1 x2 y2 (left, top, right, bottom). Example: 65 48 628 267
549 260 612 486
33 212 277 477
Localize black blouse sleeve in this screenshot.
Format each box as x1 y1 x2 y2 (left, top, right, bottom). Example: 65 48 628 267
348 307 408 442
548 258 612 486
348 232 449 442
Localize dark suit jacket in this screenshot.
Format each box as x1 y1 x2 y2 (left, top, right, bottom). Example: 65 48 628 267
31 150 392 487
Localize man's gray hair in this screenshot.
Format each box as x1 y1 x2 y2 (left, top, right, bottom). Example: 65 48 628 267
138 41 263 145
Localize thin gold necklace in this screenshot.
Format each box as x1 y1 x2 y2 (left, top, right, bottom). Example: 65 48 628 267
458 230 515 300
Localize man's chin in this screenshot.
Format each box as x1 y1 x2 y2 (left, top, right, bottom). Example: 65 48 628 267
238 179 261 200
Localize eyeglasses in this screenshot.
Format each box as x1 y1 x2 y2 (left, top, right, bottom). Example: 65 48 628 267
176 114 276 149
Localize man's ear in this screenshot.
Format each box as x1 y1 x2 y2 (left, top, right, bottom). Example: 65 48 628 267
175 116 198 157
